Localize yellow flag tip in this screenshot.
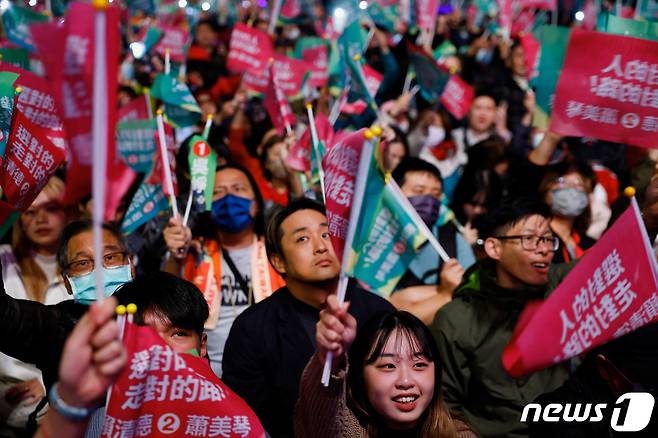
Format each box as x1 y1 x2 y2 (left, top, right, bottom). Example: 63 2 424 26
363 129 374 140
126 303 138 314
353 54 361 62
305 103 313 110
371 125 382 136
91 0 109 10
115 305 127 316
156 108 164 116
14 87 22 94
624 186 636 198
206 114 213 121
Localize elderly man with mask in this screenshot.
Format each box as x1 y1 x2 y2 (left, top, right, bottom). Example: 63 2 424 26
0 219 134 394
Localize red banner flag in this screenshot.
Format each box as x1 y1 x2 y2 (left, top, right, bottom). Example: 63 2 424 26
0 63 66 149
519 0 557 10
416 0 439 31
118 96 151 124
0 110 65 210
502 199 658 377
146 120 177 196
32 2 121 206
519 32 541 80
551 30 658 149
227 23 274 74
244 54 310 96
439 75 475 120
300 44 329 88
340 65 383 115
285 112 334 172
154 25 190 64
103 322 265 438
322 129 367 262
263 62 296 134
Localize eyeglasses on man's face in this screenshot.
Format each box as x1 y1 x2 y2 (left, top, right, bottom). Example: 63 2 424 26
493 234 560 252
66 251 129 277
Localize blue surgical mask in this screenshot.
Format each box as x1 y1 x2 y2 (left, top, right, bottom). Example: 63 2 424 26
211 194 254 233
68 261 133 305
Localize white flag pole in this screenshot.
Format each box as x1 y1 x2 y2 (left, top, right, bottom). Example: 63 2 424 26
268 0 283 35
164 48 171 75
92 0 109 303
156 109 179 218
321 128 378 386
305 103 326 203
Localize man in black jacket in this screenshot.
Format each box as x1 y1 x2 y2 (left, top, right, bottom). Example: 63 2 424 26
0 220 134 392
222 198 394 438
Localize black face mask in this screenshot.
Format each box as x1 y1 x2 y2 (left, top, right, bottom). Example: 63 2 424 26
408 195 441 227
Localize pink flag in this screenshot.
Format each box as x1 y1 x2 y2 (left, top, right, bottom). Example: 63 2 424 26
416 0 439 31
503 199 658 376
118 96 150 123
551 30 658 149
146 120 177 196
340 65 383 115
263 62 296 134
440 75 475 120
322 129 367 262
300 44 329 88
518 0 557 10
103 322 265 437
227 23 274 74
519 32 541 80
280 0 302 20
154 25 190 64
0 111 66 210
244 54 310 96
285 112 334 172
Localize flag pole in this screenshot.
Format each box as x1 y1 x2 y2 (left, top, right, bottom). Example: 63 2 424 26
268 0 283 35
306 103 326 203
164 48 171 75
321 128 377 386
156 109 179 218
92 0 109 303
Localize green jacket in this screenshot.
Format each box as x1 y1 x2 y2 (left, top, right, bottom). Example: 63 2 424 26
430 261 571 438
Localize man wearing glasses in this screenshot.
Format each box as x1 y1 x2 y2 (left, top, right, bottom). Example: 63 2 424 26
429 197 571 438
0 219 135 406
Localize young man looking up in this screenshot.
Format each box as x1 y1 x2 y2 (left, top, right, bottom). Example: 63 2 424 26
430 198 570 438
222 198 393 438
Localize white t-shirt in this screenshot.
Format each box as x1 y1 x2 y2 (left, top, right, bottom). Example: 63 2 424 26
0 244 70 428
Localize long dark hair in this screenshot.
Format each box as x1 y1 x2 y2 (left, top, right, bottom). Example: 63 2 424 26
347 311 458 438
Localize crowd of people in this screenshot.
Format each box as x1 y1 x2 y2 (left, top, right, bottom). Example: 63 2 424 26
1 0 658 437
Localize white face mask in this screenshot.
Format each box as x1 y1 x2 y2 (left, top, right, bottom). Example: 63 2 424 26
423 126 446 149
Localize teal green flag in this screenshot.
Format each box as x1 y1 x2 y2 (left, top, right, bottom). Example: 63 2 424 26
0 5 49 52
188 135 217 211
345 54 377 110
531 25 570 115
433 40 457 61
122 183 170 234
0 72 18 157
151 74 202 113
347 147 427 296
143 27 164 54
408 47 450 103
0 48 29 71
164 104 201 128
338 18 368 60
368 3 398 33
116 119 157 173
637 0 658 21
605 14 655 39
293 37 329 60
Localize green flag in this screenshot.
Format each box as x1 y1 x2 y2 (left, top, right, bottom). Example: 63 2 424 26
0 48 30 71
164 104 201 128
142 26 164 54
338 18 369 60
408 47 451 103
188 135 217 211
293 37 329 60
347 147 427 296
433 40 457 62
531 25 570 115
368 3 398 33
116 119 157 173
122 183 170 234
345 54 378 110
637 0 658 21
151 74 202 113
0 5 49 52
605 14 656 40
0 72 18 157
